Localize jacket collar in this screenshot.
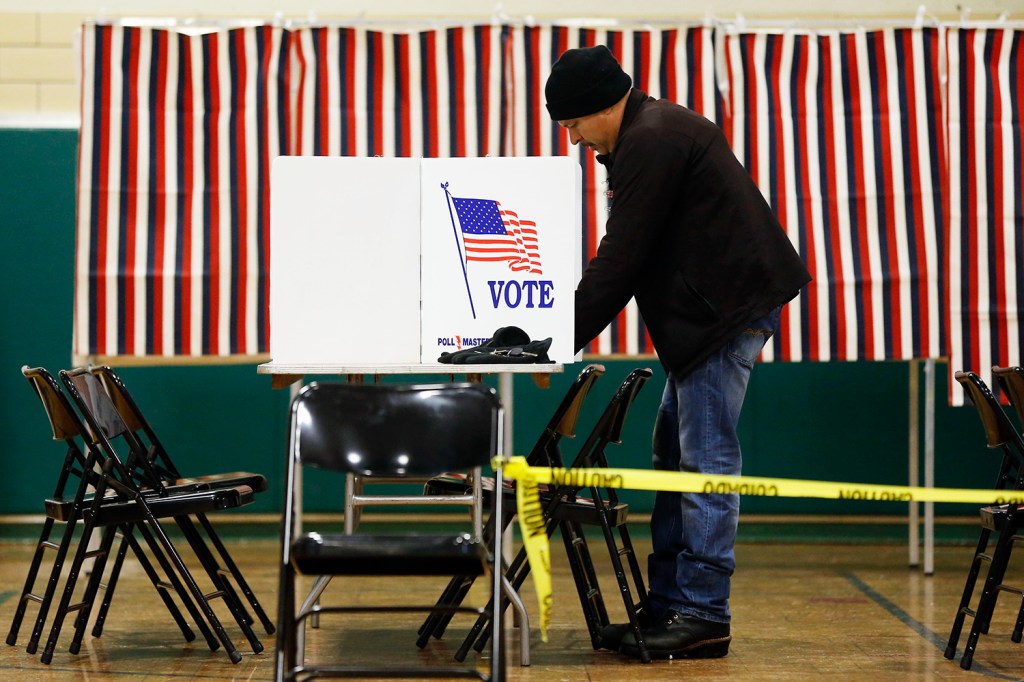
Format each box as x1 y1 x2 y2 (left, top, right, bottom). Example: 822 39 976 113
596 88 648 168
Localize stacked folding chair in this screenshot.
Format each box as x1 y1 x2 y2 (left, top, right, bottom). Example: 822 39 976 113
87 365 275 637
993 366 1024 429
551 367 653 661
7 366 202 660
418 364 606 663
6 366 263 665
945 370 1024 670
422 367 655 663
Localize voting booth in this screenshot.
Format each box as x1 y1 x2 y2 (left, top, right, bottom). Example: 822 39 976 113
269 156 581 366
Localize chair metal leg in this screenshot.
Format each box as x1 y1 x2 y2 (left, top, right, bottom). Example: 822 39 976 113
592 498 650 663
86 526 132 638
8 444 94 648
418 510 509 646
197 513 276 633
464 566 532 665
67 524 121 655
491 461 507 682
559 520 609 646
20 510 96 656
1013 595 1024 643
306 472 362 633
455 568 512 660
453 508 558 662
961 526 1016 670
94 526 197 642
127 504 242 663
295 574 332 664
6 517 61 647
945 530 992 659
134 520 220 651
274 562 298 682
174 514 263 655
500 572 530 667
417 574 476 647
618 524 650 613
458 539 540 663
37 511 109 663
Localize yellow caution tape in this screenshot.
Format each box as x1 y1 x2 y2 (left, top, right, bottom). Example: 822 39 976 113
492 455 1024 642
497 456 1024 504
514 467 552 642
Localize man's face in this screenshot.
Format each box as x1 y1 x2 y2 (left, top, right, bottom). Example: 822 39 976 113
557 108 618 155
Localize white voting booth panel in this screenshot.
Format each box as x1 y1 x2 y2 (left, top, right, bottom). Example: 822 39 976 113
270 157 422 365
421 157 581 364
270 156 579 366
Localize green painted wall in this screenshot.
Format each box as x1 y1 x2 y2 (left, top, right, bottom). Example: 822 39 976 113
0 128 999 518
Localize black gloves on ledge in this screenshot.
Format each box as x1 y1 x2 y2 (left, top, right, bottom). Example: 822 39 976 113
437 326 554 364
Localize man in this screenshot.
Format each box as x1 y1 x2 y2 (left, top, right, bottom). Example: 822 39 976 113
545 45 811 660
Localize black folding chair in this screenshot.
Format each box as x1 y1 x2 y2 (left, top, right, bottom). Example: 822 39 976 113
993 366 1024 430
7 366 206 659
453 368 654 663
275 381 506 682
417 364 606 661
86 364 274 636
295 376 501 656
945 370 1024 670
7 366 253 665
59 367 263 664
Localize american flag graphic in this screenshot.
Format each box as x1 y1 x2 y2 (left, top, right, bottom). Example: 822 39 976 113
451 196 542 274
74 20 1024 406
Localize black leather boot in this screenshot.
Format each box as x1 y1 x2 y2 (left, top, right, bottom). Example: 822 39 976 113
595 608 659 651
619 610 731 660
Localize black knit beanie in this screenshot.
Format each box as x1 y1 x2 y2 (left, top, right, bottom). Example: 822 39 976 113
545 45 632 121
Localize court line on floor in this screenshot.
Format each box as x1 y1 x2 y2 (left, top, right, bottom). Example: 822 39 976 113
843 571 1009 680
0 662 272 680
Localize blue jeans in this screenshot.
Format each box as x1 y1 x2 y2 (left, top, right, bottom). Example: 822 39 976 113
647 307 780 623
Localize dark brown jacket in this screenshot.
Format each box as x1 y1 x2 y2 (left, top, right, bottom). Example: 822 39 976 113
575 90 812 376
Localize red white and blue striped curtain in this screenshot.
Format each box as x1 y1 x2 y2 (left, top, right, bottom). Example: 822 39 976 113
504 24 721 357
73 23 290 362
945 27 1024 405
72 21 1024 406
721 28 947 363
288 24 509 158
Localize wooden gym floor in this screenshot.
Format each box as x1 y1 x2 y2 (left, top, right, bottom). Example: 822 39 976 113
2 521 1023 681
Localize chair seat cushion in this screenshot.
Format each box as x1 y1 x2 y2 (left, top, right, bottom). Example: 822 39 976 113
292 532 488 576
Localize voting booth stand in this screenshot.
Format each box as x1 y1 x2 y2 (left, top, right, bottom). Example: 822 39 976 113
265 156 578 669
269 156 581 368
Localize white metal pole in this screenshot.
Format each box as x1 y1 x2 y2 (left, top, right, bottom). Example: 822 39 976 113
908 360 920 568
924 358 936 576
